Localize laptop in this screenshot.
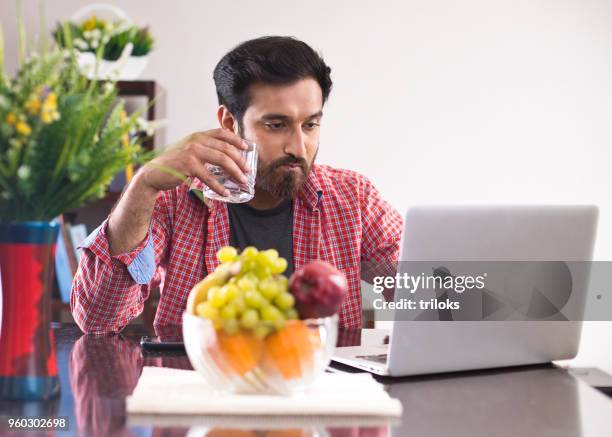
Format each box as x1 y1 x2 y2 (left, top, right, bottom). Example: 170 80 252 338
332 205 599 376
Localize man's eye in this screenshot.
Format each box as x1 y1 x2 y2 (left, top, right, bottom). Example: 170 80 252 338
265 123 285 130
304 122 320 130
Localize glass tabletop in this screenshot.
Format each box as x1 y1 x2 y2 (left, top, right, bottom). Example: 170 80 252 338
1 323 611 437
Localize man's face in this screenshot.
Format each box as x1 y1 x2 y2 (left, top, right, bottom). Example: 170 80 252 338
240 78 323 199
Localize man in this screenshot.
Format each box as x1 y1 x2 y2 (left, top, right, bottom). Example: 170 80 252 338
71 36 403 334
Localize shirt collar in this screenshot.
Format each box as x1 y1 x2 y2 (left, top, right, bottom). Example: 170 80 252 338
188 165 323 210
299 165 323 210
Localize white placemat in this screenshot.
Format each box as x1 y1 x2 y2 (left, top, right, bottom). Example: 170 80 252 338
126 366 402 417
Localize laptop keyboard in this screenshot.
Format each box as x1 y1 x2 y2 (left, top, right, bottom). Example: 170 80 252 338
355 353 388 364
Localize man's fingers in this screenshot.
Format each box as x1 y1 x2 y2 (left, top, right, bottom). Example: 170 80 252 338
207 149 249 185
201 136 250 173
188 133 250 173
211 128 250 150
189 146 248 186
193 166 230 197
193 129 248 151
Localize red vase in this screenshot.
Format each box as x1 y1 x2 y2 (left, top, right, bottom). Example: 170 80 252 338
0 221 60 400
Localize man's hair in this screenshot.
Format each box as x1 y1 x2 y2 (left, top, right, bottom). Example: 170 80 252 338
213 36 333 128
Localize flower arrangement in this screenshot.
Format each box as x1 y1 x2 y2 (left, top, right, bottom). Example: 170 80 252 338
0 8 152 222
52 14 154 61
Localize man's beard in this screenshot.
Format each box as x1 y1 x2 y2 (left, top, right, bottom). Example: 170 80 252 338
255 152 316 200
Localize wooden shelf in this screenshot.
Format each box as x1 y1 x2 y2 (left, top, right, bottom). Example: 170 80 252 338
117 80 157 152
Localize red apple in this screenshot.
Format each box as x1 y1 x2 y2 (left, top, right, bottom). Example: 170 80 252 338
289 261 348 319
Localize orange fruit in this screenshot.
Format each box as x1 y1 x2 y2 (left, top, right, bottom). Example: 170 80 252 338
211 330 263 376
263 320 316 380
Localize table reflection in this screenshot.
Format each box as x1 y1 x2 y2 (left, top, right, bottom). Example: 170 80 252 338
69 333 143 436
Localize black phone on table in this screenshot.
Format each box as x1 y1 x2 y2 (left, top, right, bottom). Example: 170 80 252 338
140 335 185 351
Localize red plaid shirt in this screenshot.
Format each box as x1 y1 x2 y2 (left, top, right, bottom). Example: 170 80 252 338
71 164 403 334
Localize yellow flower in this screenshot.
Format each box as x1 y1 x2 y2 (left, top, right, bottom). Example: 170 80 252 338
25 96 42 115
82 15 98 31
42 102 55 113
120 110 129 147
15 121 31 136
5 112 17 125
41 108 60 124
46 92 58 105
39 92 60 124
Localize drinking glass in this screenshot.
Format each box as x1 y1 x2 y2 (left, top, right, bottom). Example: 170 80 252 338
202 140 258 203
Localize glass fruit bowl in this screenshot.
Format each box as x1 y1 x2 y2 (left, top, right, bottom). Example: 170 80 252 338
183 312 338 395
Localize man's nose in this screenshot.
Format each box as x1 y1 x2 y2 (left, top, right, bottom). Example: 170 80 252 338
283 127 307 159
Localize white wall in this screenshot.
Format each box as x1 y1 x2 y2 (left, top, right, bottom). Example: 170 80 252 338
2 0 611 368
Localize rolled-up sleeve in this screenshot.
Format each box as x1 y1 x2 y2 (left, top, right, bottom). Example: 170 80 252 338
70 189 173 334
81 220 156 284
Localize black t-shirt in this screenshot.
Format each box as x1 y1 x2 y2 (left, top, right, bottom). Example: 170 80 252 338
227 199 294 277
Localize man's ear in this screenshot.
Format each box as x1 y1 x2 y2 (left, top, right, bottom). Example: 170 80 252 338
217 105 238 134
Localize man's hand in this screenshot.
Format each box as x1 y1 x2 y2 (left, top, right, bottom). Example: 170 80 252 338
139 128 251 197
107 129 249 256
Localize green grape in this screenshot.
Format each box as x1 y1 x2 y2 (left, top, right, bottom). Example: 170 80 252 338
241 246 259 261
284 308 299 320
196 302 219 320
255 251 268 265
261 305 284 323
243 259 258 272
244 290 266 309
237 274 257 292
275 275 289 293
222 283 240 301
256 251 274 270
253 323 271 339
263 248 279 261
258 278 279 300
232 296 246 314
220 304 237 320
208 286 228 308
206 285 221 301
217 246 238 263
240 308 259 329
254 264 272 279
271 257 288 274
274 292 295 310
223 319 239 335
